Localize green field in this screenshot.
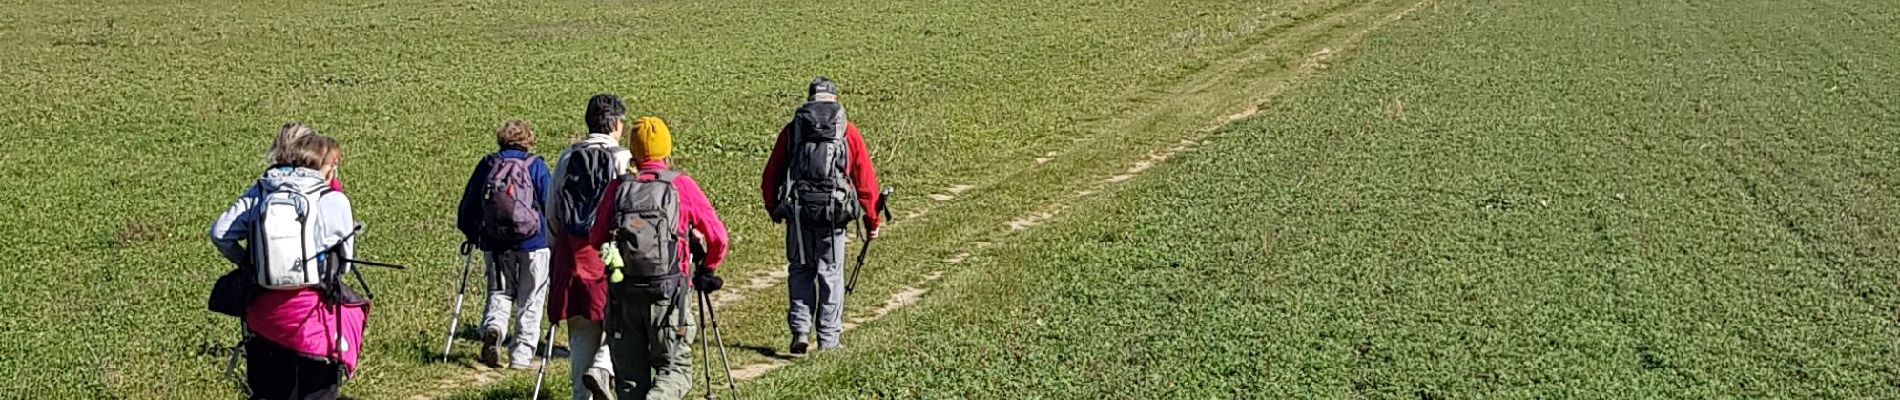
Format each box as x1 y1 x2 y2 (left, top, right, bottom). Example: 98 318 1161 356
4 0 1898 398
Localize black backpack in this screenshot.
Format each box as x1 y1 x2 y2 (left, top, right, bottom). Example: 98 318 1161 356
778 101 860 227
559 143 618 236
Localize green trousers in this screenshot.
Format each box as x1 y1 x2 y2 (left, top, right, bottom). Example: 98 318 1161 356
606 287 695 400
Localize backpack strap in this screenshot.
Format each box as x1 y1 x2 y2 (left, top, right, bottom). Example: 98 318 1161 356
497 151 540 162
635 169 682 183
653 170 682 183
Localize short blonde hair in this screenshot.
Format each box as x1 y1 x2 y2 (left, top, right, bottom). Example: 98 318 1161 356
496 120 535 150
267 122 317 165
283 134 339 170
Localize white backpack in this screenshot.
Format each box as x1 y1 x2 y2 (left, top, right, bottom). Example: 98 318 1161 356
250 184 332 290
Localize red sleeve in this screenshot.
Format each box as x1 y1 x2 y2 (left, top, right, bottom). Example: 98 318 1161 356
760 126 792 215
675 176 729 271
587 179 621 246
844 122 882 229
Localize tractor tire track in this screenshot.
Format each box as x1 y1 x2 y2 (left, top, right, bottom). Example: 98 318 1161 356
426 0 1437 395
703 0 1422 331
992 0 1435 236
724 0 1437 384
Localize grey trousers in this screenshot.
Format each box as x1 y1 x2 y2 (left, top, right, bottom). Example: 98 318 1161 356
567 317 614 400
606 287 695 400
785 224 848 348
480 248 549 368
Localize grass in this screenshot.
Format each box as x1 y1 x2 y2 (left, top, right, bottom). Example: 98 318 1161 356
5 0 1898 398
0 0 1331 397
730 0 1900 398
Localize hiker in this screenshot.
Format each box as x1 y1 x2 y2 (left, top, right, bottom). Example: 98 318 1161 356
547 94 635 400
585 116 730 399
760 77 883 355
209 132 363 400
267 122 345 193
455 120 553 369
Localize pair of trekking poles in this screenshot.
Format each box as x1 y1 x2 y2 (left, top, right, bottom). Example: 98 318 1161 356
439 243 741 400
437 242 564 396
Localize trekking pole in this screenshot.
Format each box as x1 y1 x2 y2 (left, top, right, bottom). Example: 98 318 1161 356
698 292 717 400
530 319 557 400
701 290 739 395
845 225 872 294
225 321 249 395
845 187 893 293
524 273 555 399
440 242 476 361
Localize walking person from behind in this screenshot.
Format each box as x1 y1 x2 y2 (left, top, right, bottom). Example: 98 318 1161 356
760 77 883 356
456 120 553 369
548 95 635 400
586 117 730 399
210 133 362 399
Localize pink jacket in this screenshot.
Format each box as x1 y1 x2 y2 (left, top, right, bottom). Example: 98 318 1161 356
245 286 367 374
249 173 358 374
214 172 364 374
589 160 731 276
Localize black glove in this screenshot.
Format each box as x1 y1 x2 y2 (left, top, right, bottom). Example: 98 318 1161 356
692 269 724 292
690 236 708 262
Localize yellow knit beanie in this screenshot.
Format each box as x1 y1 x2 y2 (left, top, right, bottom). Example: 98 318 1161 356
629 116 672 162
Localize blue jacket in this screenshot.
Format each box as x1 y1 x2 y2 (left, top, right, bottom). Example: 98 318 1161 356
457 149 552 251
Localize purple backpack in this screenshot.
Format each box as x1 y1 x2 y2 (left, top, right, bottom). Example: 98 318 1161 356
479 155 542 248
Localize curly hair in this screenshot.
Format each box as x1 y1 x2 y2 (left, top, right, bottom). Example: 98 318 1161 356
496 119 535 150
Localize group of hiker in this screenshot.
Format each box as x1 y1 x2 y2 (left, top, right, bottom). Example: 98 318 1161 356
207 77 885 400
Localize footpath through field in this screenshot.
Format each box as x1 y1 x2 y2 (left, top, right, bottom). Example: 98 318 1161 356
738 0 1900 397
714 0 1437 384
431 0 1437 398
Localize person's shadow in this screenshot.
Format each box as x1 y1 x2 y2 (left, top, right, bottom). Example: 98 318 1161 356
415 325 570 364
733 344 798 361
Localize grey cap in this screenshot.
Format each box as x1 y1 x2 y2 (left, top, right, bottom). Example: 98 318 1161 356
807 76 838 102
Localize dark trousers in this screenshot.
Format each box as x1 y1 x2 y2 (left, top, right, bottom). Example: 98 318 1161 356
245 336 341 400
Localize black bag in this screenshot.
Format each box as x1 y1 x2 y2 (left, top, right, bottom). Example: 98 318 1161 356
778 101 861 228
560 143 618 236
208 265 259 318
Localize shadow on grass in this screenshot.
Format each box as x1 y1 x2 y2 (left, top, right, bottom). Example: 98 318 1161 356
733 344 797 361
414 324 570 365
457 382 541 400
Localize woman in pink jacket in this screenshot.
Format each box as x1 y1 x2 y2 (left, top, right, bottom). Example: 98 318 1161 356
211 133 364 400
582 117 730 398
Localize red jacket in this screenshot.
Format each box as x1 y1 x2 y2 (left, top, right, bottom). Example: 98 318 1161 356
760 121 882 229
547 233 607 322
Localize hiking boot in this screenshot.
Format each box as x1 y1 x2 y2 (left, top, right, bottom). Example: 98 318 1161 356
478 329 501 366
788 340 810 358
582 367 615 400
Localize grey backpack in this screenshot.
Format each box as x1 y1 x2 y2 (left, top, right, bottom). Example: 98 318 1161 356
611 171 684 291
779 101 860 227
